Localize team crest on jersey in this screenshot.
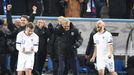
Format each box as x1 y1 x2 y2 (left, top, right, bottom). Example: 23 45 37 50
71 32 74 36
103 36 104 39
31 39 33 42
22 40 25 44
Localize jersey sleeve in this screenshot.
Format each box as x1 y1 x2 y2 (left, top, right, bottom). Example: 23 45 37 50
33 35 39 52
16 32 22 51
107 32 113 44
93 35 97 46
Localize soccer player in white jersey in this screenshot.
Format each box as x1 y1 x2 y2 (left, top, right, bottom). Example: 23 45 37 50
90 20 117 75
16 22 39 75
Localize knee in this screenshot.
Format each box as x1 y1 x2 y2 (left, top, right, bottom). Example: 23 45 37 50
98 69 104 75
110 72 118 75
26 68 32 71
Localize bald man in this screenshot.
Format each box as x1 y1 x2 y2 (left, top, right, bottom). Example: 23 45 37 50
90 20 117 75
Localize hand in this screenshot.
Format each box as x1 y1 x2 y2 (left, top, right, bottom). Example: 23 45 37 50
85 55 90 59
7 4 12 11
31 47 34 51
90 57 95 62
108 54 112 59
22 48 25 52
32 6 37 14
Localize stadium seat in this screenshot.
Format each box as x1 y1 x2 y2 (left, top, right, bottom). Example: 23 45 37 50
115 59 127 75
47 57 53 71
77 58 89 75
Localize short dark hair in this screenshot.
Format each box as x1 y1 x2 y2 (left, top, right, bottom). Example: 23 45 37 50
26 22 35 29
20 15 29 21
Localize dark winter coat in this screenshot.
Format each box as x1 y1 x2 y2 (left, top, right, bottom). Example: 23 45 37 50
34 26 49 54
85 28 97 55
55 23 83 58
0 26 11 54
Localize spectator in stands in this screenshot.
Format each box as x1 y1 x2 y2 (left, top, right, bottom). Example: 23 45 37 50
38 0 64 16
32 19 50 75
55 19 83 75
90 20 117 75
109 0 127 18
80 0 97 18
64 0 84 17
129 0 134 18
16 22 39 75
94 0 109 18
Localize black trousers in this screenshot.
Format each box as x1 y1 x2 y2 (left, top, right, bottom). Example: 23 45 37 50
0 54 12 75
63 57 79 75
50 55 70 75
51 56 59 75
33 51 47 75
128 68 134 75
10 50 18 73
94 1 105 18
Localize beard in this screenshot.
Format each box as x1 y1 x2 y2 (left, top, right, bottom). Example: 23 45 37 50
96 27 102 32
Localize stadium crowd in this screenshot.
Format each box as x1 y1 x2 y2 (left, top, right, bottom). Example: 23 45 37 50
0 0 134 18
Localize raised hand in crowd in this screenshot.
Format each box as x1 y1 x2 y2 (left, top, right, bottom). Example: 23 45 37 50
7 4 12 11
32 5 37 14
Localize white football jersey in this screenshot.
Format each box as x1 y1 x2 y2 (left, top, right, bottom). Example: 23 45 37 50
93 31 113 58
16 31 39 53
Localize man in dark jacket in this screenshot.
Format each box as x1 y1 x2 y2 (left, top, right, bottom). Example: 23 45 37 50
0 19 12 75
85 27 97 60
32 19 50 75
55 19 83 75
85 27 98 74
6 4 37 34
47 16 65 75
6 5 21 73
